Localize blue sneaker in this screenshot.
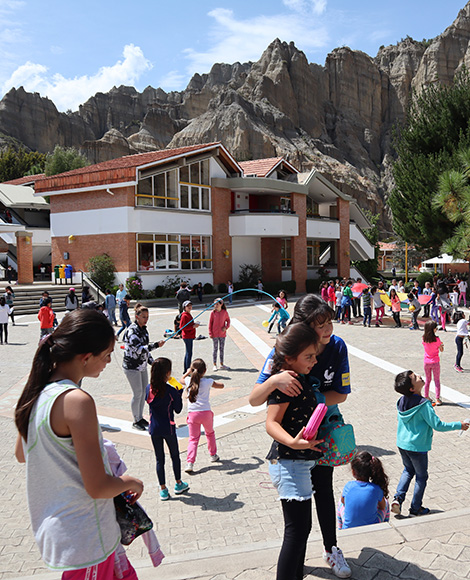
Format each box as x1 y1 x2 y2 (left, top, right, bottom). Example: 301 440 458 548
160 488 170 501
409 506 430 516
174 481 189 494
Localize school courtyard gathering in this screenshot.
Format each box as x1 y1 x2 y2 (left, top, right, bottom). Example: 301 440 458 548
4 1 470 579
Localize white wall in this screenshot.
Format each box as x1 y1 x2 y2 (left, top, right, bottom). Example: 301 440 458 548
306 219 340 239
231 236 261 282
282 270 292 282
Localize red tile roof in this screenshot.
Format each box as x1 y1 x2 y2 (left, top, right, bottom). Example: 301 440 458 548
239 157 296 177
2 174 45 185
44 143 223 180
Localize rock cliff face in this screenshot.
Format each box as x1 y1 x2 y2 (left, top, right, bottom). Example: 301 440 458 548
2 2 470 230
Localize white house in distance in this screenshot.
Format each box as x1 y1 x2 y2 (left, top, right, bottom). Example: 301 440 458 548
32 142 374 292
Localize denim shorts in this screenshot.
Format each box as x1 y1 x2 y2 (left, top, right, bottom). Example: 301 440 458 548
269 459 317 501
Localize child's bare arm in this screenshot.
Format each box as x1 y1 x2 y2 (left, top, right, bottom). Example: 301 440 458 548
266 403 322 451
15 434 25 463
212 381 224 389
378 497 386 510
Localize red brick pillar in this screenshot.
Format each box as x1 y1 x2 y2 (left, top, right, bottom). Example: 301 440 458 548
291 193 307 294
15 230 34 284
261 238 282 282
211 187 232 287
337 198 350 279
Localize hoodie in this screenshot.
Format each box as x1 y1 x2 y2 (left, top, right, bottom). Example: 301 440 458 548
396 395 461 452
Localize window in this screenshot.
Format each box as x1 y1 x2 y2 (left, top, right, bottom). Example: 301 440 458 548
281 238 291 268
306 197 319 218
307 240 320 266
137 234 212 271
136 159 211 211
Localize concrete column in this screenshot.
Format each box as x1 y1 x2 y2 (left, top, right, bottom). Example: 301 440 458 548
337 198 350 279
15 230 34 284
211 187 232 287
291 192 307 293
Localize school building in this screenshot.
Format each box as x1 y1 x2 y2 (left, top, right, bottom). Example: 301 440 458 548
33 142 374 293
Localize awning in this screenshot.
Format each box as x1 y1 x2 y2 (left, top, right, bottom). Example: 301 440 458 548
0 184 49 209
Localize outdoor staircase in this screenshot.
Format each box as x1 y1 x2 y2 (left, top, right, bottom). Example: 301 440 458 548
2 282 83 315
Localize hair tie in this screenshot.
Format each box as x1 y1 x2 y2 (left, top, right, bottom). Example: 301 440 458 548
371 455 376 461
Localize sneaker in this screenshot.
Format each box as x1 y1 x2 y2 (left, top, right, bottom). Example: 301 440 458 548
210 454 220 462
160 488 170 501
434 398 443 406
132 421 146 431
220 364 230 370
323 546 351 578
375 323 380 327
174 481 189 494
391 499 402 515
409 506 430 516
455 364 464 373
185 463 194 473
140 418 149 427
213 365 218 371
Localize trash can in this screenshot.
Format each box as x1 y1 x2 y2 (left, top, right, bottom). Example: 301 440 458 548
59 265 65 280
54 265 60 284
64 265 73 282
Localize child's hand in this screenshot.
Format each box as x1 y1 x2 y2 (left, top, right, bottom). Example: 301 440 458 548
291 427 323 451
274 370 303 397
461 421 470 431
122 476 144 504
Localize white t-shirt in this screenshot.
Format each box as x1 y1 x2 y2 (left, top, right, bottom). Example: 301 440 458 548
459 280 467 293
185 376 214 412
457 319 469 337
0 304 11 323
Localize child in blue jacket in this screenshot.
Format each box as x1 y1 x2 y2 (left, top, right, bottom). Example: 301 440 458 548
267 302 290 334
391 370 469 517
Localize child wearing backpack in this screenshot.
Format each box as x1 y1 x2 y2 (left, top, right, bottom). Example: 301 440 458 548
391 370 469 517
182 358 224 473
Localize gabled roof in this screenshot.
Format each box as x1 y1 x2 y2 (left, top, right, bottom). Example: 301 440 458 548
239 157 298 178
2 174 45 186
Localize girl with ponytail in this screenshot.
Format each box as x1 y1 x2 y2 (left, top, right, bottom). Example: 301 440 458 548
14 309 143 579
182 358 224 473
337 450 390 530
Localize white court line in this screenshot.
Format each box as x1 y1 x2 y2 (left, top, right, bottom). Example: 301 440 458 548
257 305 272 313
230 318 272 359
347 343 470 409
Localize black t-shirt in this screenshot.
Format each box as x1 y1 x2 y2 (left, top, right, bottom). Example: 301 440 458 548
266 374 323 461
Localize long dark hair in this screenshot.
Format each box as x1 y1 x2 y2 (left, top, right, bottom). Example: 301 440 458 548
423 321 438 343
15 309 115 441
351 451 389 498
290 294 334 327
150 357 172 398
272 323 318 375
187 358 207 403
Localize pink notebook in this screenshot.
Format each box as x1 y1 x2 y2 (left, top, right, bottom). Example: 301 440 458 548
303 403 327 441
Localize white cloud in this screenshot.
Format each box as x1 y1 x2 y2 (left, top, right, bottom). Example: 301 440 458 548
183 7 329 74
1 44 153 111
282 0 327 15
159 70 187 91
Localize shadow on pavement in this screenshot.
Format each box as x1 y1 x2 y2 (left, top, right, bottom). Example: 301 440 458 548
176 491 244 512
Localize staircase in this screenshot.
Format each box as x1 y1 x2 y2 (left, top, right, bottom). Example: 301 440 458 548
3 282 83 315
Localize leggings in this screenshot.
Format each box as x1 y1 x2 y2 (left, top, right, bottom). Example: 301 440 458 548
123 368 148 422
277 499 312 580
375 306 384 324
212 337 226 365
392 312 401 327
456 336 465 368
424 361 441 399
150 431 181 486
311 464 337 552
0 323 7 343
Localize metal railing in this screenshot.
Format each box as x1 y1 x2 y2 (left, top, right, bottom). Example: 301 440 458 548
78 270 107 304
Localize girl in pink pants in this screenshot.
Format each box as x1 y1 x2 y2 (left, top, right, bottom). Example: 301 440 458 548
182 358 224 473
422 321 444 406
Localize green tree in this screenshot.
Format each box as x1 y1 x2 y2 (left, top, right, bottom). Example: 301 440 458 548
86 254 116 290
433 147 470 262
0 146 46 182
389 70 470 251
45 145 88 176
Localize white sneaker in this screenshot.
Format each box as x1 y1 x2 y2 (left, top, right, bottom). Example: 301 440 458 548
220 364 230 370
213 365 218 372
185 463 194 473
391 499 402 515
210 454 220 462
323 546 351 578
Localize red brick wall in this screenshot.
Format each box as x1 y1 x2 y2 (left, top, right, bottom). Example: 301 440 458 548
337 198 350 279
211 187 232 286
35 169 135 193
52 233 136 273
50 186 135 214
16 231 34 284
261 238 282 282
291 192 307 293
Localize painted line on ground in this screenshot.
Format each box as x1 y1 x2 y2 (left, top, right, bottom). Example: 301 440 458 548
346 343 470 409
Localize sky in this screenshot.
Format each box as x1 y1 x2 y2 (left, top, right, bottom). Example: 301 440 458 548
0 0 467 112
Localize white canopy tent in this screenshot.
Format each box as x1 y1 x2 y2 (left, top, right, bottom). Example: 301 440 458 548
421 254 468 273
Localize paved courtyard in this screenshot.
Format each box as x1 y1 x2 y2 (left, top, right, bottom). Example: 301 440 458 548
2 296 470 579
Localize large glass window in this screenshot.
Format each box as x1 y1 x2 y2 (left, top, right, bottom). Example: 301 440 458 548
137 234 212 271
307 240 320 266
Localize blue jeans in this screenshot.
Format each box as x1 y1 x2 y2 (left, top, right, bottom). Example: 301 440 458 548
395 448 428 512
269 459 316 501
363 306 371 326
183 338 194 372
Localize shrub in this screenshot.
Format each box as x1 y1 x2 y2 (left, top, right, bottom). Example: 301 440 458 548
145 289 156 299
126 275 144 300
203 282 214 295
162 274 189 297
417 271 433 288
218 283 228 294
155 285 165 298
306 278 322 294
263 280 296 299
86 253 116 290
239 264 262 288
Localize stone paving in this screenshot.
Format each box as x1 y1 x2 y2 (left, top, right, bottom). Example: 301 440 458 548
2 296 470 579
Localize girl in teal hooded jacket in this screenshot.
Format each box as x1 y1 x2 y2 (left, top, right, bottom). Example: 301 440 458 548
391 370 469 517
